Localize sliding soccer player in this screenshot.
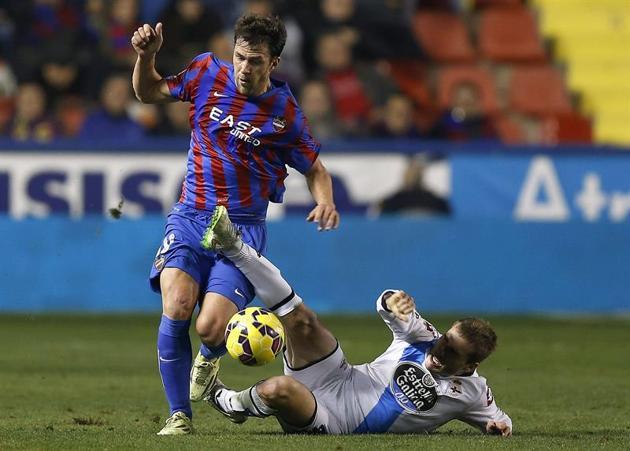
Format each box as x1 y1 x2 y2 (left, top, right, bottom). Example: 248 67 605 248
202 206 512 436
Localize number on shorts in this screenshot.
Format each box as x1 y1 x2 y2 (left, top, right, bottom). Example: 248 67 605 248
156 233 176 256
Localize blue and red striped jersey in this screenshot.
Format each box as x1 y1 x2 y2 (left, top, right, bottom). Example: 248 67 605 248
165 52 321 223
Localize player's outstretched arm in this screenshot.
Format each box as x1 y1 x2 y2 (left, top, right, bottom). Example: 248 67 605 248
131 23 173 104
460 387 513 437
305 159 340 231
377 290 440 343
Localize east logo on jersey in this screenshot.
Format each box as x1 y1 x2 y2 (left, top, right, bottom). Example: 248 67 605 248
208 104 264 146
164 52 320 218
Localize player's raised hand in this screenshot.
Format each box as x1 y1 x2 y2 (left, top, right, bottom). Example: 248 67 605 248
386 291 415 322
486 420 512 437
306 203 339 231
131 23 164 57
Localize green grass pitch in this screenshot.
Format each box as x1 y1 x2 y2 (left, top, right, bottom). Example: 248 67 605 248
1 314 628 450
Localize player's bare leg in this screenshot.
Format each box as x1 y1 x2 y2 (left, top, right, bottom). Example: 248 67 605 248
209 375 317 428
161 268 199 319
157 268 198 435
201 206 337 368
256 376 316 425
189 293 237 401
280 304 337 369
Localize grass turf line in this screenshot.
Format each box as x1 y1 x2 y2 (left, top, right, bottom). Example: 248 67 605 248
0 314 628 450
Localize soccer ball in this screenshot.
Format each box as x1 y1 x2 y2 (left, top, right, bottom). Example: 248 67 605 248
225 307 285 366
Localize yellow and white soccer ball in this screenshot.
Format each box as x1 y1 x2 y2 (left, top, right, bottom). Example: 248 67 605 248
225 307 285 366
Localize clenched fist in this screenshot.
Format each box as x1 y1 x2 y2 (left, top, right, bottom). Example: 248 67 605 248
131 23 164 57
385 291 416 322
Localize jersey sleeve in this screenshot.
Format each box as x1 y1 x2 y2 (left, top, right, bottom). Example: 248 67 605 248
376 290 441 343
164 53 211 102
459 385 513 434
282 109 321 174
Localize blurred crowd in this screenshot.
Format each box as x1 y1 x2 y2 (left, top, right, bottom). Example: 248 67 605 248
0 0 588 145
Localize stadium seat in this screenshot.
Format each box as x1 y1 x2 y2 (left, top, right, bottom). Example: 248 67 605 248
509 66 572 115
437 66 498 114
567 65 630 92
412 12 475 62
494 112 592 144
388 60 432 108
0 97 13 131
580 87 630 117
533 0 630 144
535 0 630 36
596 117 630 143
493 114 524 144
542 113 593 143
555 38 630 65
387 59 437 130
478 7 546 62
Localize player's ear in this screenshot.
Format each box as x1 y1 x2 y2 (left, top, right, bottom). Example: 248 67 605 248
270 56 280 71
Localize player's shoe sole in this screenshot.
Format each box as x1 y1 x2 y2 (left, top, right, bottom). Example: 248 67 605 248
200 205 241 252
190 352 220 402
204 380 248 424
157 411 194 435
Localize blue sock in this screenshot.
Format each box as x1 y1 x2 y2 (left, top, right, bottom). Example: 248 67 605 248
200 342 228 360
157 315 193 418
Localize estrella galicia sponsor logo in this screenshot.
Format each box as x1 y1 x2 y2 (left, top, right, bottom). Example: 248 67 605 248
390 362 438 413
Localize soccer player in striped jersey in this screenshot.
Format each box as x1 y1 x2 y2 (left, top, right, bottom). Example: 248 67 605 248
131 15 339 435
202 206 513 437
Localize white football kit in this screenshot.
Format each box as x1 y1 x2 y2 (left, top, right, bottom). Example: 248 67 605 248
281 291 513 435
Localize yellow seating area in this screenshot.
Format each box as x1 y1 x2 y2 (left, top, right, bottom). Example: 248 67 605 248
533 0 630 144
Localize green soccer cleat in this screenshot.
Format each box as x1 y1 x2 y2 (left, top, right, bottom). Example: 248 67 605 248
156 411 193 435
205 379 248 424
190 352 220 402
200 205 242 252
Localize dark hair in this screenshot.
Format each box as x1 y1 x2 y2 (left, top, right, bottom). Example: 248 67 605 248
456 318 497 363
234 14 287 58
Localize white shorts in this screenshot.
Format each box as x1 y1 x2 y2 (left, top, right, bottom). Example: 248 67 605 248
280 343 364 434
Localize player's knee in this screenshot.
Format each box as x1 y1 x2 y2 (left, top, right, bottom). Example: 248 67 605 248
257 376 297 403
284 305 319 338
195 315 227 346
162 290 195 320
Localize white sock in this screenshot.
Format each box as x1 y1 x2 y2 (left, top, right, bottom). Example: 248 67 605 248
215 387 243 412
223 241 303 317
233 384 276 417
